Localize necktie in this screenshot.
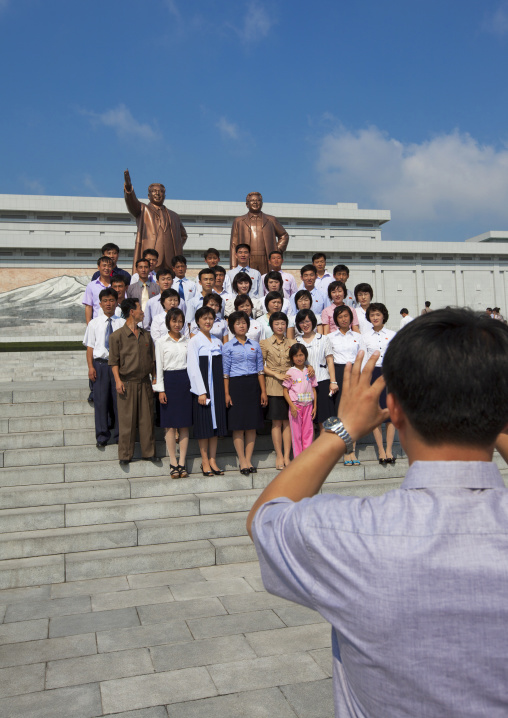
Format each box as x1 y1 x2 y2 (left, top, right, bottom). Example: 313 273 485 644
141 283 149 311
105 318 113 351
178 279 185 300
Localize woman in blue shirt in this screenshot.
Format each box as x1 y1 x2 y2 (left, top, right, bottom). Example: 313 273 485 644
223 311 268 475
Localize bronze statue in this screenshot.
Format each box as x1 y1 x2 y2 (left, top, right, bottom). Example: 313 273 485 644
124 170 187 273
230 192 289 275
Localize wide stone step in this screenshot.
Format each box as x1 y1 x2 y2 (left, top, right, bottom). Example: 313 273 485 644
137 511 249 545
7 414 96 433
0 399 93 418
0 382 90 405
65 494 200 527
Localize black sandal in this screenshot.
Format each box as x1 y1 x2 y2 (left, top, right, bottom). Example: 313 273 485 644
178 464 188 477
200 464 214 477
170 464 180 478
209 466 224 476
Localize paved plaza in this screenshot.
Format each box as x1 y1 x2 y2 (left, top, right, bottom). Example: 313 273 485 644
0 560 334 718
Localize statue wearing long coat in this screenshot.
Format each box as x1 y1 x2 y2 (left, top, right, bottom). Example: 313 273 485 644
230 212 289 275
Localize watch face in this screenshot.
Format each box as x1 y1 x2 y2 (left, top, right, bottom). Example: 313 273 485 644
323 417 341 431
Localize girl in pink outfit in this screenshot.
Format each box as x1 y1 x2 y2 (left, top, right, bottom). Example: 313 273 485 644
283 344 318 458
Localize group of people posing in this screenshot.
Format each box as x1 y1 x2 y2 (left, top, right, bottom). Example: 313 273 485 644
83 242 399 474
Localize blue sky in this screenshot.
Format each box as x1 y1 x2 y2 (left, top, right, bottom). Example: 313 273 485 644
2 0 508 242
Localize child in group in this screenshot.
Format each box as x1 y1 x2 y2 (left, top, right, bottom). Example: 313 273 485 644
190 294 229 343
229 295 263 342
143 267 179 329
287 290 323 338
354 282 374 334
201 249 232 293
283 344 318 458
333 264 357 307
171 255 197 303
151 289 186 342
153 308 192 478
321 281 360 334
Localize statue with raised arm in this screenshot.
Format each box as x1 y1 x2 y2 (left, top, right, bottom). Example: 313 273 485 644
124 170 187 273
230 191 289 275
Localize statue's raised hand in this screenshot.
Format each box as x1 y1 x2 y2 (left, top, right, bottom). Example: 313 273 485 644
124 169 132 191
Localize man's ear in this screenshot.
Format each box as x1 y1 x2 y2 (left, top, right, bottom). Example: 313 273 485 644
386 393 405 430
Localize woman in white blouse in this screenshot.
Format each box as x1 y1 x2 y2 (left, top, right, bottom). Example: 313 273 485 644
224 273 264 318
229 295 263 342
295 309 335 433
190 293 228 344
151 289 188 343
259 291 291 340
362 303 396 465
153 308 192 478
354 282 374 334
187 306 228 476
324 305 366 465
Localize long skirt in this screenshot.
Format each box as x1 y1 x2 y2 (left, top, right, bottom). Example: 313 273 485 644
192 355 228 439
228 374 264 431
332 364 346 412
160 369 192 428
316 379 335 424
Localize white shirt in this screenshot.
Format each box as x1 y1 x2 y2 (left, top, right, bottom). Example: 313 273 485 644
362 327 396 367
185 291 222 325
224 295 264 319
190 317 228 342
98 305 123 318
153 334 189 391
227 265 262 298
150 312 189 343
262 271 297 299
357 306 373 334
174 276 197 303
399 314 414 329
228 317 263 343
325 329 366 365
83 314 125 359
296 333 329 382
196 274 232 294
143 294 186 329
131 270 156 284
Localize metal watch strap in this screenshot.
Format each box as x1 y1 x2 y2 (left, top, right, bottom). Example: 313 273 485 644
324 417 354 453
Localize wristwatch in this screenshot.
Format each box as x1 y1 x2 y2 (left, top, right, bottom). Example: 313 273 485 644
323 417 354 453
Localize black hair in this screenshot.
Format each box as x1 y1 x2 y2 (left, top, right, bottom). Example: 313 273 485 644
300 264 317 277
383 308 508 446
143 248 159 259
333 264 350 276
235 243 251 253
171 255 187 266
295 309 317 332
425 301 431 307
264 271 283 291
214 265 226 276
264 291 284 311
204 247 220 259
156 267 175 280
111 276 127 286
97 255 113 267
101 242 119 254
232 272 252 294
268 311 289 330
135 258 150 268
160 288 180 306
165 307 185 330
400 308 409 315
234 294 253 313
99 287 118 301
120 297 139 318
203 292 222 309
333 305 353 326
228 310 251 333
195 306 215 324
199 267 216 280
294 289 312 307
354 283 373 301
366 303 389 323
269 250 283 258
289 343 308 363
328 280 347 300
312 252 326 262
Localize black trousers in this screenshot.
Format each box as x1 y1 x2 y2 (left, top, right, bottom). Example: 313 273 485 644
93 359 119 443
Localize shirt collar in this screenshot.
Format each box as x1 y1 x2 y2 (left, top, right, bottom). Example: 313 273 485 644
401 461 505 490
164 333 187 344
95 278 110 287
233 337 253 346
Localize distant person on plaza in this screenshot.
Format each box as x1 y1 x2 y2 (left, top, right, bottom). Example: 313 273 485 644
354 283 374 334
421 300 432 315
333 264 357 308
248 307 508 718
82 255 113 323
171 255 197 304
150 289 186 343
91 242 131 284
142 267 178 330
190 293 229 343
283 344 318 458
223 311 268 475
200 248 232 293
492 307 506 323
486 307 493 317
399 308 414 329
290 265 326 317
109 298 156 465
364 303 396 464
84 287 125 448
227 244 262 297
261 250 297 299
153 307 192 479
127 259 160 311
131 249 159 284
321 281 360 335
298 252 333 297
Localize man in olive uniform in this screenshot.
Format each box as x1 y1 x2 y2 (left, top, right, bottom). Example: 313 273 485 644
109 298 156 464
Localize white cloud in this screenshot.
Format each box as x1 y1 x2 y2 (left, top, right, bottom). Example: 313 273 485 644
216 116 240 141
316 125 508 229
83 175 102 196
81 104 161 142
482 2 508 36
22 177 45 194
164 0 181 20
231 1 274 42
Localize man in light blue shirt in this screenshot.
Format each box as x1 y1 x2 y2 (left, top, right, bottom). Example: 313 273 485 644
290 264 327 315
248 308 508 718
171 254 197 304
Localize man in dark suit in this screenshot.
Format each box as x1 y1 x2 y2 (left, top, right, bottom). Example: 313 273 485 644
127 259 160 311
124 169 187 273
230 192 289 275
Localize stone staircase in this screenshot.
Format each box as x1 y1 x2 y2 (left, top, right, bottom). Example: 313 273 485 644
0 350 86 382
2 377 505 591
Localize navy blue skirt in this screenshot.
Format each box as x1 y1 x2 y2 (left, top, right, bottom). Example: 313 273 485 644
160 369 192 428
371 365 390 418
316 379 335 424
192 354 228 439
227 374 264 431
